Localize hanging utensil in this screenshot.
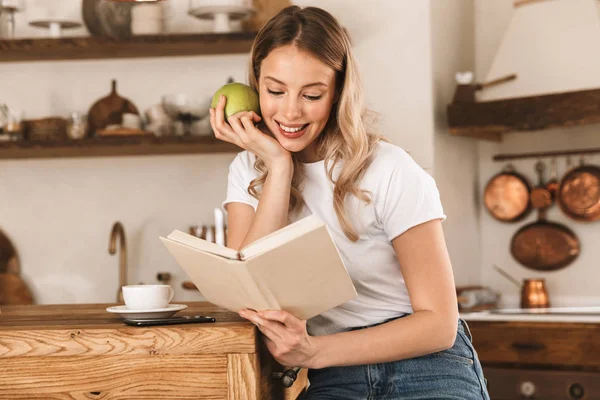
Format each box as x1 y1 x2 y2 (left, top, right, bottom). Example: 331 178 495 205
557 155 600 222
546 158 559 200
530 161 553 210
483 164 532 222
510 162 580 271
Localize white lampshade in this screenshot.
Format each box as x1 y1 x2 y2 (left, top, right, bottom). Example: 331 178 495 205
478 0 600 102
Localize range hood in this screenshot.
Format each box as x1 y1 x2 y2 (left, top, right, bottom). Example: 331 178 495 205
479 0 600 101
447 0 600 140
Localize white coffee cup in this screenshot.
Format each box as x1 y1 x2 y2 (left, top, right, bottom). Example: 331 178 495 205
122 284 174 310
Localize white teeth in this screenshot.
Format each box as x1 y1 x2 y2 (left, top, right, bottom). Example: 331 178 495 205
279 123 305 133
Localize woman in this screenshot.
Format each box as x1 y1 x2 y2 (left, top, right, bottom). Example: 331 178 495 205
209 6 490 400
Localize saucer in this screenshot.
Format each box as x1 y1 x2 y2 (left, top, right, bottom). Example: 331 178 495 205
106 304 187 319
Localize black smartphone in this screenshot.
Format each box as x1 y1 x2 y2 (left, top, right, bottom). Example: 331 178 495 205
123 315 216 327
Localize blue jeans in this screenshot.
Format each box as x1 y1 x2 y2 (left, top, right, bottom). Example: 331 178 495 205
299 318 490 400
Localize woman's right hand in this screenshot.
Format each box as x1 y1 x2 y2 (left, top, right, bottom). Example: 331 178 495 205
210 95 291 171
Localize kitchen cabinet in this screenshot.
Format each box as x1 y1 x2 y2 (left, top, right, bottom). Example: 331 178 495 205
466 320 600 399
0 302 307 399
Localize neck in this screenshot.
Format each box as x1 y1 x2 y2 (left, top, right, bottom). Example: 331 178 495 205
300 141 322 163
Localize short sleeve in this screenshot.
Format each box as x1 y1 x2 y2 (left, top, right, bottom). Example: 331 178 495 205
222 152 259 211
376 155 446 241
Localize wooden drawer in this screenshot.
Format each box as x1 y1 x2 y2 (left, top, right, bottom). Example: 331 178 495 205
483 367 600 400
467 321 600 369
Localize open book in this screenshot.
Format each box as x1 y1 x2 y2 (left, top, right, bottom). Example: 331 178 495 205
159 215 357 320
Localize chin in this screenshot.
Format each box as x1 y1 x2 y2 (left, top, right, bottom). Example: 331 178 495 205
278 140 308 153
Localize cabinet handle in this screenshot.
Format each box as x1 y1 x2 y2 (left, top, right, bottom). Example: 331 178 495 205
511 341 546 351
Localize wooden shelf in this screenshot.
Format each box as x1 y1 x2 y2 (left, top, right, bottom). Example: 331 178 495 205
447 87 600 141
0 32 257 63
0 136 240 160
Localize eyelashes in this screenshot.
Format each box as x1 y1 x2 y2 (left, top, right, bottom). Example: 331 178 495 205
267 89 323 101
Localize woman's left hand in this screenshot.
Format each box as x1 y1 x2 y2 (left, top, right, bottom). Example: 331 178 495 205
239 309 321 369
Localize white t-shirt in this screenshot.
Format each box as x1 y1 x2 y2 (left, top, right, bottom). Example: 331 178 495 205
223 141 446 336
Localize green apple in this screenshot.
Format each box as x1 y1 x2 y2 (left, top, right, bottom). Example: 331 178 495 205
211 83 260 120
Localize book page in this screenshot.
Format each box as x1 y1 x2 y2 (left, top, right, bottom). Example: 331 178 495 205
240 214 324 260
159 237 273 312
244 224 357 320
167 229 239 260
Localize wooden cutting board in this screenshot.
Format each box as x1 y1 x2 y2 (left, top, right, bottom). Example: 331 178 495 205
87 79 139 137
0 274 34 305
0 230 34 305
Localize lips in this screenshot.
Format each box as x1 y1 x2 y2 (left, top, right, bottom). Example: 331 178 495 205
276 121 309 139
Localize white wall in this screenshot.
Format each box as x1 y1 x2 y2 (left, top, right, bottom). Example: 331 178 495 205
475 0 600 307
1 1 254 304
1 0 441 304
430 0 481 286
294 0 435 169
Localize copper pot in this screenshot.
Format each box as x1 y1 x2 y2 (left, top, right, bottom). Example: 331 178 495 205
510 162 580 271
493 266 550 309
484 164 532 222
557 157 600 222
521 278 550 309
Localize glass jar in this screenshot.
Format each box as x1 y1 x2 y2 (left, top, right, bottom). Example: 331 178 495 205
66 112 87 140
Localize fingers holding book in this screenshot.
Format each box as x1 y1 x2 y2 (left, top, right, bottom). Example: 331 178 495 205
238 309 322 369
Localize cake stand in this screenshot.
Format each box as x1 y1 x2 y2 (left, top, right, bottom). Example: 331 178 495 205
29 19 82 38
188 3 254 33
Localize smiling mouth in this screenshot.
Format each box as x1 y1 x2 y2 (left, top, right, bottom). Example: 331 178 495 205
276 121 309 138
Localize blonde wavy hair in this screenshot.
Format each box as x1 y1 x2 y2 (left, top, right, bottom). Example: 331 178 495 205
247 6 385 242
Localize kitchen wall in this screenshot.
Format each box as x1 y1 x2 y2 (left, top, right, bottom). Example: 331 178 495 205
430 0 481 286
1 0 460 304
475 0 600 307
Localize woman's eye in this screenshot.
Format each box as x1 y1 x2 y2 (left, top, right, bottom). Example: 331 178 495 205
267 89 283 96
305 95 323 101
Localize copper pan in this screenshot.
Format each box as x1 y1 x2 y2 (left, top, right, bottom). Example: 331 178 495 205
557 156 600 222
510 162 580 271
484 164 532 222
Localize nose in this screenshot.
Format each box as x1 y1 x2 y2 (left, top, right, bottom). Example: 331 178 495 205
281 96 302 121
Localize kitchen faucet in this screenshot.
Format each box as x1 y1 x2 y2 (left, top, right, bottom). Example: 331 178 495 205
108 221 127 303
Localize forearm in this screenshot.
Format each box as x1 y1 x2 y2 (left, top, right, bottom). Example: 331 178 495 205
312 310 458 369
240 161 293 248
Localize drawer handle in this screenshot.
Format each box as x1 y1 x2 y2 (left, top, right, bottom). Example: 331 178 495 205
511 341 546 351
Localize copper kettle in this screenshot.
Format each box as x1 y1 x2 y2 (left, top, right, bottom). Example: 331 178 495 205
520 279 550 308
493 265 550 309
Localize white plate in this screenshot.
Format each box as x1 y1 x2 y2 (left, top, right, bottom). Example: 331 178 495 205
106 304 187 319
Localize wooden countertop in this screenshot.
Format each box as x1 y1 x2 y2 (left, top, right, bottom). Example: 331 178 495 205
0 302 308 399
461 308 600 324
0 301 246 327
0 302 256 358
